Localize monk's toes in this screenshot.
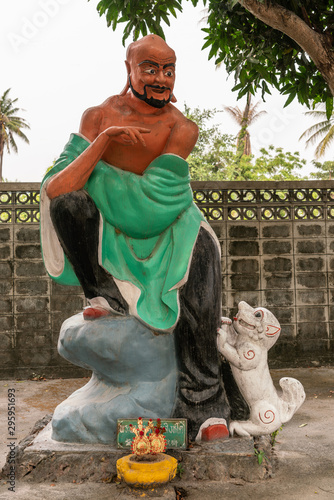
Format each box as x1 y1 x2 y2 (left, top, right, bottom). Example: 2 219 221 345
83 307 111 320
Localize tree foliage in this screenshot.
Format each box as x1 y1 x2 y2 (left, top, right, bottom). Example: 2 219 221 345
90 0 334 111
300 104 334 158
185 105 307 181
251 145 307 181
0 89 30 181
184 105 236 180
90 0 183 43
203 0 334 111
310 160 334 179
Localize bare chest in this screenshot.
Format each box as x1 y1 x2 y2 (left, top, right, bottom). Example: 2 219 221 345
99 112 175 173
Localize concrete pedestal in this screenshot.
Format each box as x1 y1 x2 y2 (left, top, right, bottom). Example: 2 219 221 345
1 417 273 485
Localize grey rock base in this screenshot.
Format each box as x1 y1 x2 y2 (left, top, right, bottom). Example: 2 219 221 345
52 314 178 444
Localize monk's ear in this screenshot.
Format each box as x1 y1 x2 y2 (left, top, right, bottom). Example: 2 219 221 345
119 80 129 96
171 94 177 103
120 61 130 96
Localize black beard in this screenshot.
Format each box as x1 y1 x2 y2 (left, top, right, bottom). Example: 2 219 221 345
129 78 172 109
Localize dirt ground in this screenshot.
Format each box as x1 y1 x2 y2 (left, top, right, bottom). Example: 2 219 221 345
0 367 333 499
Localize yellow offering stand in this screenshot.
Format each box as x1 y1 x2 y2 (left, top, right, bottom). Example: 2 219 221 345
116 453 177 488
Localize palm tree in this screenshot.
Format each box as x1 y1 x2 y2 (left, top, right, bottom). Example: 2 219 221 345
0 89 30 180
224 92 267 156
299 105 334 158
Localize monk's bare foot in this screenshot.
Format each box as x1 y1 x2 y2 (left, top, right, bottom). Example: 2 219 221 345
83 307 111 320
195 418 229 442
83 296 124 320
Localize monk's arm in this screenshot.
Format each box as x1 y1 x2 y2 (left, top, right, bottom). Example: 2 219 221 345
163 117 198 159
45 108 150 200
45 108 106 199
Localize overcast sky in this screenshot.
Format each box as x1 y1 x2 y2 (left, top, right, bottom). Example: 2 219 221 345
1 0 331 181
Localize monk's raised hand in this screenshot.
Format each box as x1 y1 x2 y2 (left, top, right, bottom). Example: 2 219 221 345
104 126 151 147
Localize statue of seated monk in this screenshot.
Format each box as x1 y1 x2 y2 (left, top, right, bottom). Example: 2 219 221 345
40 34 230 440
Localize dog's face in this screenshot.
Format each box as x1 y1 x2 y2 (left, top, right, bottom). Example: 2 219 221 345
233 301 281 349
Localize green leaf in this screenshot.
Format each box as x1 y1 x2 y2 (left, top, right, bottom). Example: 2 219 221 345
202 38 213 50
160 12 171 26
283 91 297 108
140 20 148 37
96 0 108 15
122 19 134 45
326 96 333 120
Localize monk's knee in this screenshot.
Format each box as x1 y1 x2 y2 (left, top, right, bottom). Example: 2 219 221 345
50 190 98 224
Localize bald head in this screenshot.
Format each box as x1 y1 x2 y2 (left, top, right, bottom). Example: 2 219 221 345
126 35 176 65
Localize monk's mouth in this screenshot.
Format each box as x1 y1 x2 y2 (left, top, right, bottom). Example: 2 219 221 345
148 86 170 94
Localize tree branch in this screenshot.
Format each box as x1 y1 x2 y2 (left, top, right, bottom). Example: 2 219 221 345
300 6 313 30
240 0 334 95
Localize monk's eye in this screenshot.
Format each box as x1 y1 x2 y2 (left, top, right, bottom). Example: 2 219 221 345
144 68 156 75
165 70 174 77
254 311 262 318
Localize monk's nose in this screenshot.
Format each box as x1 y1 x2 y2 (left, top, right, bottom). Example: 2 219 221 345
155 71 166 84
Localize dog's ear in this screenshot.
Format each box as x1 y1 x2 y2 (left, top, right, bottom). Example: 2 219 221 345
265 325 281 337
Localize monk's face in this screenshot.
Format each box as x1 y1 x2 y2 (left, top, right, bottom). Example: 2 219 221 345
127 37 176 108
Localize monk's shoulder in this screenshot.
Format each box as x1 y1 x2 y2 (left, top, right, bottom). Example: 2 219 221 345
79 96 127 138
103 95 132 115
169 105 199 136
162 105 199 157
79 104 104 140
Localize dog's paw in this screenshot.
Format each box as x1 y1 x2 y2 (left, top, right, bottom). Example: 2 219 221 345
229 421 251 437
221 316 232 326
217 328 228 351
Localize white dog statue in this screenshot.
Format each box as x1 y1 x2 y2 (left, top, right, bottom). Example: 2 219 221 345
217 301 305 437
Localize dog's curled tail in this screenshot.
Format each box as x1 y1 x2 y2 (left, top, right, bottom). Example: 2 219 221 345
279 377 306 423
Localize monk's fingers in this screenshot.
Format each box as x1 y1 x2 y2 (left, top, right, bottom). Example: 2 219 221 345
123 127 150 147
105 127 137 140
135 127 151 134
105 126 150 146
123 129 138 144
132 130 148 147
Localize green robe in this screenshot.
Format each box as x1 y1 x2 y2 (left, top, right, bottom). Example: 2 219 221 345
40 133 210 331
